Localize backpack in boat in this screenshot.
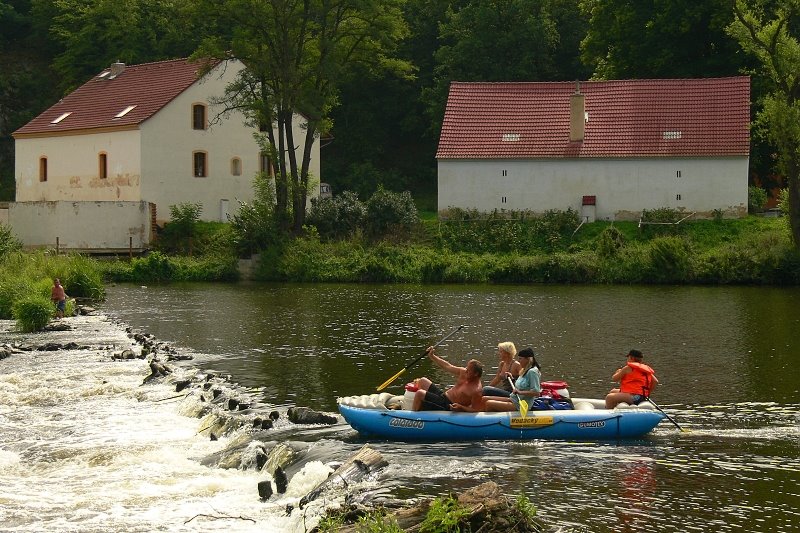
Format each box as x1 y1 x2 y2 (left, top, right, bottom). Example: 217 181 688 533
529 397 574 411
540 380 570 401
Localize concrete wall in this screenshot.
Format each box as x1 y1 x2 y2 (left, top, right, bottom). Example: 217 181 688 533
8 201 152 251
437 157 749 219
15 130 142 203
141 60 321 224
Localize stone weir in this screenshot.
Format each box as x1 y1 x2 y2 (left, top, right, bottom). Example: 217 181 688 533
1 313 392 511
1 313 545 531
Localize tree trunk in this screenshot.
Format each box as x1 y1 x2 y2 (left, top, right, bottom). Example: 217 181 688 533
293 121 318 234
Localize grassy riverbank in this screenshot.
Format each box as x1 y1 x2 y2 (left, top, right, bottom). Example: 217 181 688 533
0 251 105 331
2 215 798 330
250 216 800 285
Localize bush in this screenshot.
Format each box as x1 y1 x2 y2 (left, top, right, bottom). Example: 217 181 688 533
13 295 53 332
230 173 281 255
647 236 693 282
748 186 768 213
365 187 419 238
306 190 367 240
596 226 626 257
130 251 175 282
0 224 22 257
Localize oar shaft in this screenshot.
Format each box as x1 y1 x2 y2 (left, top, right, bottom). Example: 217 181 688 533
646 396 688 432
376 325 465 391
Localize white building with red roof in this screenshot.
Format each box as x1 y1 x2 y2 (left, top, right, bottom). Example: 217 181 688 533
9 58 319 251
436 77 750 220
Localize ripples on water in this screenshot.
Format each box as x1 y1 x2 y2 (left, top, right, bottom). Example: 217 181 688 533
2 283 798 532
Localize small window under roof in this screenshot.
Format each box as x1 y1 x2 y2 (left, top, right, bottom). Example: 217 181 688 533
502 133 521 142
115 105 137 118
51 112 72 124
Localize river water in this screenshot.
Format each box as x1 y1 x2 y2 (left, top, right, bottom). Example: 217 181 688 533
2 282 799 532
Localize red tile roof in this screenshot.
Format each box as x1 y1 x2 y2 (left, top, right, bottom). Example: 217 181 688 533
436 77 750 159
14 58 218 136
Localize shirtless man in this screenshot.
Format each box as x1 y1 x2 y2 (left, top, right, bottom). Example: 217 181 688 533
411 346 483 412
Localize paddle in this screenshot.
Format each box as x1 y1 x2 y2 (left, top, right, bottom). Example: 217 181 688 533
645 396 690 433
508 376 529 417
376 325 466 392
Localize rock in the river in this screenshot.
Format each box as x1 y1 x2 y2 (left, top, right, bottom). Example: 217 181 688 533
287 406 337 425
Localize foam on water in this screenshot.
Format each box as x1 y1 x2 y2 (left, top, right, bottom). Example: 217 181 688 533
0 316 338 533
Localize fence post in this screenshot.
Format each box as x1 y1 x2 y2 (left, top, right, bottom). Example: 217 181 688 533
129 236 133 259
56 236 59 255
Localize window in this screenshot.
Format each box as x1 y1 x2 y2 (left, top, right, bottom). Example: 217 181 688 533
230 157 242 176
676 194 682 201
502 169 508 177
98 153 107 179
51 112 71 124
193 151 208 177
192 104 207 130
259 152 275 177
39 157 47 182
115 105 136 118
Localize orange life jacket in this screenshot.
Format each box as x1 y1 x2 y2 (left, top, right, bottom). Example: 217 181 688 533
620 362 655 396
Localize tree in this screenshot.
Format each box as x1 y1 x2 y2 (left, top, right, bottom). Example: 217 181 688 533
728 0 800 246
193 0 411 236
424 0 585 135
580 0 746 79
48 0 200 92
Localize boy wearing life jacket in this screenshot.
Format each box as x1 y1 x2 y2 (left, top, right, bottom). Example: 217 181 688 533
605 349 659 409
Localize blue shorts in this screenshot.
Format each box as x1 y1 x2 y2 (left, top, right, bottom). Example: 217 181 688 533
630 394 645 405
56 300 66 312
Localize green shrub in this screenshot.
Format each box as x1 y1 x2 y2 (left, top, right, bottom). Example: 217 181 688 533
748 186 768 213
596 226 626 257
0 224 22 257
230 172 281 255
420 495 472 533
306 190 367 240
365 187 419 238
640 207 686 237
647 236 693 282
13 295 53 332
130 252 175 282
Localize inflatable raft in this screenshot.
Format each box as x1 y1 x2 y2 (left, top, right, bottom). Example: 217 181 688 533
337 394 665 441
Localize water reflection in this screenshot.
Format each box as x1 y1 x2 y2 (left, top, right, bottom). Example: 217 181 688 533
101 282 800 532
103 283 800 408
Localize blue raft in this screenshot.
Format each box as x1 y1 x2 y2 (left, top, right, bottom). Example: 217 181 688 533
337 397 665 441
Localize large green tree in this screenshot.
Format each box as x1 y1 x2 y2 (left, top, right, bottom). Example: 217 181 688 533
194 0 410 235
48 0 200 92
424 0 589 135
0 0 61 200
580 0 746 79
729 0 800 246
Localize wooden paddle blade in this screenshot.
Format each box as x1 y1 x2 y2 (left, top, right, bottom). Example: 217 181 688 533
519 399 529 418
376 368 406 392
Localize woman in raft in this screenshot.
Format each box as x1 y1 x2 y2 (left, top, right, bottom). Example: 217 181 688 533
483 347 541 412
482 341 523 398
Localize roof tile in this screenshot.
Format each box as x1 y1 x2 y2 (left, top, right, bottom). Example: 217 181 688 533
14 58 218 136
436 77 750 159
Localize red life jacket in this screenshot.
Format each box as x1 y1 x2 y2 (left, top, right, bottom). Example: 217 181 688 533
620 362 655 396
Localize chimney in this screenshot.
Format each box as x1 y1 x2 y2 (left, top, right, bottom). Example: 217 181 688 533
109 61 126 79
570 80 585 142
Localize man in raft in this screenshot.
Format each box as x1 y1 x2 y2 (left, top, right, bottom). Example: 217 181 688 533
411 346 484 412
605 349 659 408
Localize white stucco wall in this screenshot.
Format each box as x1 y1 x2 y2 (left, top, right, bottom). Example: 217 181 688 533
437 157 749 219
141 60 321 223
8 201 152 251
14 130 142 202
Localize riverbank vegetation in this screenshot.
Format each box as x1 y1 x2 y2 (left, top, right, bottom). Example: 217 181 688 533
0 249 105 331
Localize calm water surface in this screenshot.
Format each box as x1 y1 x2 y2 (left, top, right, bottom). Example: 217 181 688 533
97 282 800 533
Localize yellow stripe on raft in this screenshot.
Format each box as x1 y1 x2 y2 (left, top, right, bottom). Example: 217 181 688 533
510 415 554 428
